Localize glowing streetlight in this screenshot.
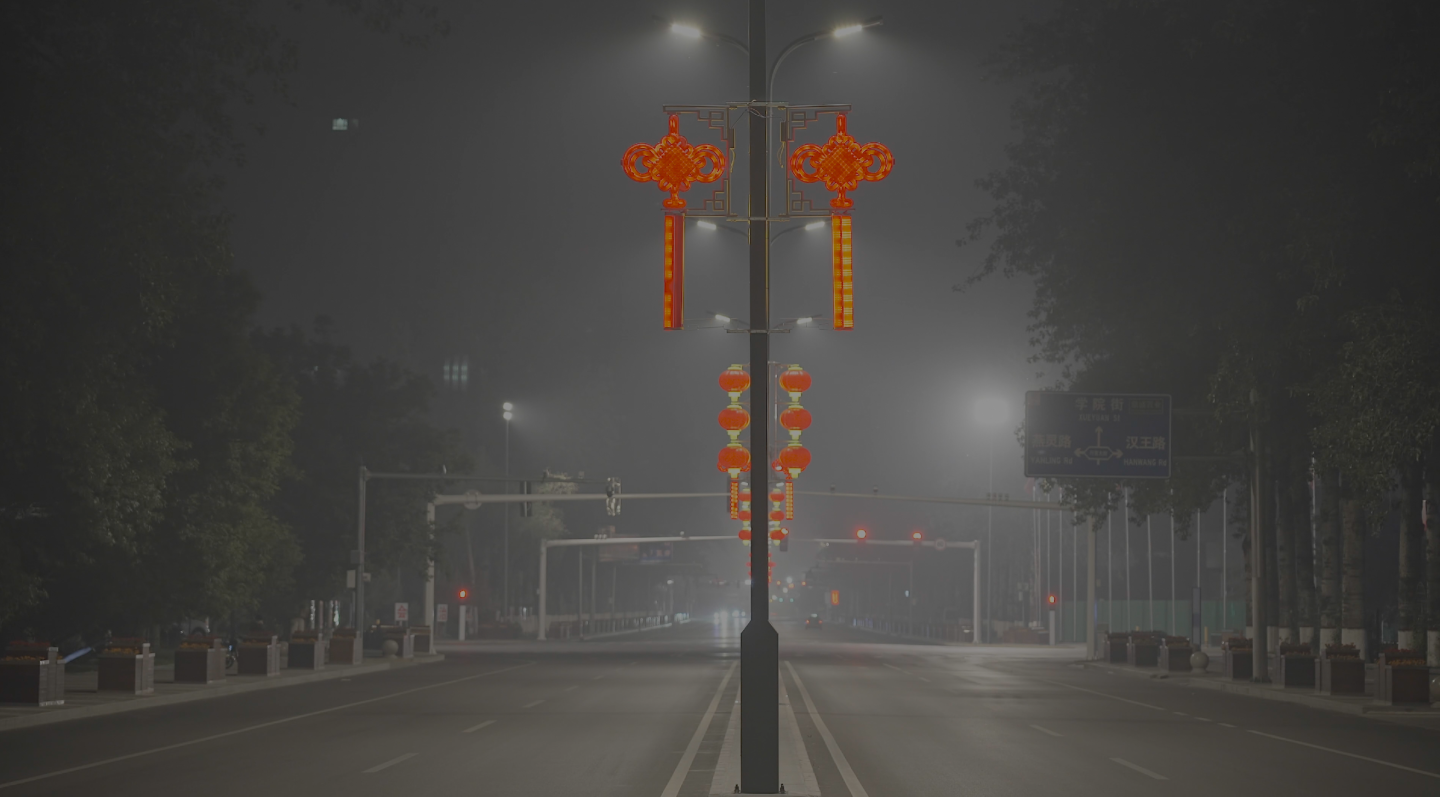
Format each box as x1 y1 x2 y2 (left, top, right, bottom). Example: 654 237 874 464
670 22 702 39
974 396 1009 427
972 395 1010 645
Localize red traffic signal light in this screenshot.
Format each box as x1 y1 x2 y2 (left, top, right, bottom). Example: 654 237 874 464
855 528 869 541
1046 593 1057 606
458 588 470 601
911 530 924 545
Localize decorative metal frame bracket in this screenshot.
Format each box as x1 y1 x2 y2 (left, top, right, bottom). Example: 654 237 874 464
779 104 852 218
661 105 742 218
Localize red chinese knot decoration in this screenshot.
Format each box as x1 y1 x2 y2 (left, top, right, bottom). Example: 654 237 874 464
788 115 893 330
622 115 726 331
715 365 750 522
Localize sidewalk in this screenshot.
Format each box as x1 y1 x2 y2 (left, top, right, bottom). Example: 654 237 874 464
0 654 443 733
1079 659 1440 717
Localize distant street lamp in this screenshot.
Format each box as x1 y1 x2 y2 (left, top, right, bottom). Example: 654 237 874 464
974 396 1010 643
502 402 514 617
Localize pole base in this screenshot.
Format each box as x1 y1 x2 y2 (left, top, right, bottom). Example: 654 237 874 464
740 618 779 794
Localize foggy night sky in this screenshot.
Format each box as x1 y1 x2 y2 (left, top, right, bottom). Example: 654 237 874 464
224 1 1053 564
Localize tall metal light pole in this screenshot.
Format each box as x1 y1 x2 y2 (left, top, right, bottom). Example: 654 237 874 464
502 401 513 617
661 9 882 789
974 396 1008 642
740 3 779 791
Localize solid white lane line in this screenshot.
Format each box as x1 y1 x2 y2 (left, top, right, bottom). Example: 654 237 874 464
523 699 545 708
1039 680 1166 711
1195 717 1211 722
1030 724 1063 737
0 662 534 791
883 663 906 674
1218 723 1237 728
563 685 578 692
1172 711 1188 716
1111 758 1167 780
786 661 869 797
593 674 606 680
462 720 496 734
1247 730 1440 779
364 753 417 773
659 662 736 797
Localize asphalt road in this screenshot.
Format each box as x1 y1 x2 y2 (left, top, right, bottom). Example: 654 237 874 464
1 617 1436 795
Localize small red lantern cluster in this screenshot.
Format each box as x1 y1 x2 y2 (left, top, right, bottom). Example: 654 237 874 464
716 364 751 523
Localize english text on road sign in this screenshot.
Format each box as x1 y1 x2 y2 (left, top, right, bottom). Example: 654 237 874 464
1023 392 1172 479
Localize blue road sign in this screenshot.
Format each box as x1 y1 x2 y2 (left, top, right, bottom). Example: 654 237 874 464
1023 392 1172 479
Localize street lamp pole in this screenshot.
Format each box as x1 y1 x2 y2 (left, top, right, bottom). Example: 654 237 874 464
503 402 514 618
740 2 779 792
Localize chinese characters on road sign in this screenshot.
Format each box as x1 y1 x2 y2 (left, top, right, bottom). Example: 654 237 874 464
1023 392 1172 479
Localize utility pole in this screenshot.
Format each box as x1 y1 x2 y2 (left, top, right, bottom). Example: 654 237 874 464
740 1 780 791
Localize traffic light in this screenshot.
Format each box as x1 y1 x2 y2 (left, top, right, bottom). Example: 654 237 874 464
855 528 869 543
458 587 470 603
1046 593 1057 607
911 530 924 546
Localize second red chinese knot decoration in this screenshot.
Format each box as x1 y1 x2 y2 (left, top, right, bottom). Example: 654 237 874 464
622 115 726 331
788 114 893 331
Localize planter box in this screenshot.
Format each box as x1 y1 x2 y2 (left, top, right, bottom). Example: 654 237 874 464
174 639 226 684
1127 641 1159 667
329 634 362 665
1272 654 1316 689
1223 649 1253 680
1102 635 1128 663
0 647 64 706
1318 657 1365 695
381 627 414 659
238 636 279 677
1378 666 1430 706
288 640 326 670
99 642 155 695
1159 644 1193 672
410 627 433 654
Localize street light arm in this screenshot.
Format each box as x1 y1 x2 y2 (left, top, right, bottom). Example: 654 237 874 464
767 16 881 100
652 15 749 56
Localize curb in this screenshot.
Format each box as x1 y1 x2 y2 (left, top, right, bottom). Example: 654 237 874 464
0 654 444 733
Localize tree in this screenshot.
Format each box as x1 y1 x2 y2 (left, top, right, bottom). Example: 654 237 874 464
254 321 469 621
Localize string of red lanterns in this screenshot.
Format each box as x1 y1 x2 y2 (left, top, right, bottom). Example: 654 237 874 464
716 365 751 521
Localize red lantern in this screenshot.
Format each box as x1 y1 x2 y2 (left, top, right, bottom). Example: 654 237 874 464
788 115 893 330
739 487 752 503
778 365 811 398
769 487 785 504
718 405 750 441
718 365 750 400
779 406 812 440
717 444 751 475
769 527 788 542
738 508 752 522
771 458 785 475
769 508 786 523
738 528 752 541
778 445 811 478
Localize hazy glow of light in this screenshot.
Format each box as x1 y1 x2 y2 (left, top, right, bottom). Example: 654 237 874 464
975 396 1010 427
804 220 826 231
502 401 514 412
744 578 753 586
833 23 864 37
796 317 812 325
502 411 513 421
671 22 702 38
715 313 731 323
697 220 718 230
856 528 869 540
